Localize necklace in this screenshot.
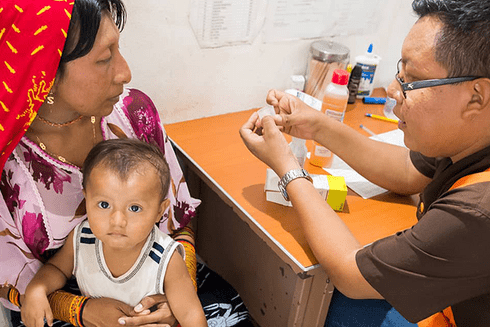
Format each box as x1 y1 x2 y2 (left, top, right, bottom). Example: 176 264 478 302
35 115 97 166
36 114 84 127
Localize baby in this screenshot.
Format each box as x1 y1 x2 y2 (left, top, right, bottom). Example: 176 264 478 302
21 138 206 327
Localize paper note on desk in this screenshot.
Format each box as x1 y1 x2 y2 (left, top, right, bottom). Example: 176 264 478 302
324 129 406 199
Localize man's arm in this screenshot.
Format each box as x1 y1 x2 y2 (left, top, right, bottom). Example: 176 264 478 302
241 115 382 299
314 117 430 194
265 89 431 194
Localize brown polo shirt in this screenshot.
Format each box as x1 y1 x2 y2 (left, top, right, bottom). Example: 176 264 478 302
356 146 490 326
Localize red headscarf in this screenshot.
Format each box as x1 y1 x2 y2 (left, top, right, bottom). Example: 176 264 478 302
0 0 74 170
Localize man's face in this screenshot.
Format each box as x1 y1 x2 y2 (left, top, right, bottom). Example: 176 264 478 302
387 16 476 161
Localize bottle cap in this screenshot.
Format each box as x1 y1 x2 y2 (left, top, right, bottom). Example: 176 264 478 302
367 43 373 53
331 69 350 85
310 40 350 63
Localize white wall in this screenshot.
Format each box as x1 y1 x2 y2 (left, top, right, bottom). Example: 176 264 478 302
120 0 418 124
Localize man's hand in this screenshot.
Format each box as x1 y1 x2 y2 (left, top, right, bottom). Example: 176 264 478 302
266 89 325 141
240 112 300 177
118 294 177 327
82 297 133 327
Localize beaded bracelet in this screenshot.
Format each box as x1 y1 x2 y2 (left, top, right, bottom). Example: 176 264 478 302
177 239 197 291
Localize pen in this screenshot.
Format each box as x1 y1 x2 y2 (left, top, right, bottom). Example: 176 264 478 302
365 113 398 124
359 124 376 137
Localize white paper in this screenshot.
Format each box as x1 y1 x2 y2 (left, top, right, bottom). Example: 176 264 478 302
328 0 383 36
263 0 384 43
325 129 406 199
189 0 267 48
263 0 333 42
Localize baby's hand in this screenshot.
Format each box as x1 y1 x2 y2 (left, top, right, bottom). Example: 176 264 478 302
21 289 54 327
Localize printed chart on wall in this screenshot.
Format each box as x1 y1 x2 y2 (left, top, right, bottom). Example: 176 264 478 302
188 0 267 48
188 0 384 48
264 0 384 42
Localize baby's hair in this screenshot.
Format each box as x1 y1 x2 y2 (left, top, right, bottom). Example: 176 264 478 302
82 139 171 201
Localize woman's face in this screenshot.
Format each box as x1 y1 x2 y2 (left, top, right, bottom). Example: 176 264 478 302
53 12 132 118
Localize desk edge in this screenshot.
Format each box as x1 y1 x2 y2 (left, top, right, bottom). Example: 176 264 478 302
169 137 320 273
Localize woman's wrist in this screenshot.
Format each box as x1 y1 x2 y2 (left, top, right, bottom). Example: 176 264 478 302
48 290 89 327
173 226 195 244
8 287 21 307
0 284 21 307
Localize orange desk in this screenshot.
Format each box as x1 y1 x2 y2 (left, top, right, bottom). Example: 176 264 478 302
165 89 418 327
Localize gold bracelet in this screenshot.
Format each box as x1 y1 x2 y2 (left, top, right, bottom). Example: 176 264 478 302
7 287 21 307
173 226 195 240
48 290 89 327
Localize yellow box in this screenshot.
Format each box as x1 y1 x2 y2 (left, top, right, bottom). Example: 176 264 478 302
264 169 347 211
324 175 347 211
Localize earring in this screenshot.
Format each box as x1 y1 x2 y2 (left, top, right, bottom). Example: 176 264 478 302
46 92 54 105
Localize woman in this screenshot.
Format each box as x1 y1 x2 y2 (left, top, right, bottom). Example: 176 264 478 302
0 0 251 326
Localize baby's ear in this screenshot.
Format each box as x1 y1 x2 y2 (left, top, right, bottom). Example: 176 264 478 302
156 199 169 223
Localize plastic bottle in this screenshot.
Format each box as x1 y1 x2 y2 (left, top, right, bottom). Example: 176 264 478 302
322 69 349 120
289 137 307 168
355 44 381 98
347 64 362 104
310 69 349 168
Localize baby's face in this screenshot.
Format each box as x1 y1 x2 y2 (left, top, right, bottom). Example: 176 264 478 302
84 162 164 252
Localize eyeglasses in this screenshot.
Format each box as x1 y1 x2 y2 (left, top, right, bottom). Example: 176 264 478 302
395 59 481 98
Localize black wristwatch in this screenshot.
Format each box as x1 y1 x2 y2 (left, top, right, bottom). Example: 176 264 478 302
278 169 313 201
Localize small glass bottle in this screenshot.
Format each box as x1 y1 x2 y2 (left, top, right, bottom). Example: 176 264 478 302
310 69 349 168
289 137 307 168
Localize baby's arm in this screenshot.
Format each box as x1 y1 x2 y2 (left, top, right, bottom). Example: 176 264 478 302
22 230 76 327
164 251 207 327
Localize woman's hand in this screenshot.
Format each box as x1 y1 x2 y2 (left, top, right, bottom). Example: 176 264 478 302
265 89 325 141
239 112 300 177
118 294 177 327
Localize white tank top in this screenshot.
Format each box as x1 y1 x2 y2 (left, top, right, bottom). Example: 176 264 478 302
72 220 184 307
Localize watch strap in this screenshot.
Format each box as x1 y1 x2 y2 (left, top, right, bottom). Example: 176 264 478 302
278 169 313 201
